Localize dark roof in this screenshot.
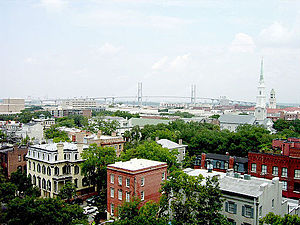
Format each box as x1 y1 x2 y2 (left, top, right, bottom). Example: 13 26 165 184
206 153 230 161
234 156 248 163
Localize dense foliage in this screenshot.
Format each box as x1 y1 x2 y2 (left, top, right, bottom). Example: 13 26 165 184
260 212 300 225
92 110 140 119
273 119 300 138
55 115 88 128
44 127 70 142
58 181 77 202
0 109 51 123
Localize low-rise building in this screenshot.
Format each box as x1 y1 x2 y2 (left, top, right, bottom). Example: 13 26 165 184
31 114 55 129
0 144 28 178
194 153 248 174
219 114 256 132
184 168 288 225
156 138 187 163
26 141 93 198
106 158 168 219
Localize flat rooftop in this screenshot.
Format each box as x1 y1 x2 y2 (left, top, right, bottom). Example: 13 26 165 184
108 158 167 171
31 142 88 151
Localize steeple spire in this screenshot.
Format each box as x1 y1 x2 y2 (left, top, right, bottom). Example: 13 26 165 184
260 57 264 82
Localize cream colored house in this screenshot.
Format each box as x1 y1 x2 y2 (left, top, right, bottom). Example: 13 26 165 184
27 140 93 198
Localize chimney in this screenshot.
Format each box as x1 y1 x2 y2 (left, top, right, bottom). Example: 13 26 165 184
178 139 183 145
201 153 206 169
155 137 159 142
229 156 234 169
57 143 64 161
76 133 85 160
97 130 102 138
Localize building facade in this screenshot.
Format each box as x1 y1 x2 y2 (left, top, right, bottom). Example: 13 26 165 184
248 137 300 199
156 138 187 163
0 98 25 114
269 89 276 109
184 168 287 225
106 158 168 219
26 141 93 198
0 144 28 178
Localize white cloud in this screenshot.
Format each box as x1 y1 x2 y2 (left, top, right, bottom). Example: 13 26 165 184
96 43 122 56
229 33 256 53
169 53 191 71
39 0 68 12
24 57 37 64
152 56 168 70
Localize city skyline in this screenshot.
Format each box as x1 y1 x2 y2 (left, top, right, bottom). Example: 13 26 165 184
1 0 300 103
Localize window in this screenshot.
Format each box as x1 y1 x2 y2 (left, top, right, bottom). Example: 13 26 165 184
282 181 287 191
118 176 122 186
37 177 41 188
141 177 145 186
110 188 115 198
47 180 51 191
234 164 239 172
74 166 79 174
29 161 31 170
272 199 274 208
162 172 165 181
126 178 130 187
42 179 46 189
23 154 26 161
47 155 50 161
63 165 71 175
251 163 257 173
18 155 21 162
42 154 45 160
37 164 41 173
119 144 122 150
47 166 51 176
261 165 267 175
33 175 36 185
54 167 59 176
282 168 288 177
74 179 78 188
272 166 278 176
33 151 35 157
75 154 78 160
111 204 114 216
225 201 237 214
126 192 130 202
141 191 144 201
82 177 89 187
216 161 221 169
295 170 300 179
55 155 57 161
42 165 46 174
118 189 122 200
242 205 254 218
110 174 115 184
54 181 57 192
259 206 262 217
33 162 35 171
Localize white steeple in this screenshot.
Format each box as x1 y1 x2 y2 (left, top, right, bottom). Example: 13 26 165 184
255 58 267 121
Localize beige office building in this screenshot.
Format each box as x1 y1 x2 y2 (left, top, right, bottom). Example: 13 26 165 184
0 98 25 114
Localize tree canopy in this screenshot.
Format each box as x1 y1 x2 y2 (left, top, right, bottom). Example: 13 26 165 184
58 181 76 202
260 212 300 225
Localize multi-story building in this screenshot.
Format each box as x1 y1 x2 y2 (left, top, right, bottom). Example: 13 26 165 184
26 140 93 198
84 131 125 157
194 152 248 174
31 114 55 129
0 98 25 114
106 158 168 219
184 168 288 225
156 138 187 163
0 144 28 178
62 99 97 109
48 106 92 118
248 137 300 199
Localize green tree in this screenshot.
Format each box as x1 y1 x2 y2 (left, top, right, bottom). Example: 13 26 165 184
120 141 179 171
3 196 88 225
159 170 230 225
58 181 76 202
80 144 117 192
0 182 17 203
44 127 70 142
95 118 119 135
260 212 300 225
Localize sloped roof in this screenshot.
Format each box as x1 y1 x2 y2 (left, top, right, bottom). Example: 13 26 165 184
157 139 187 149
129 118 170 127
219 114 255 125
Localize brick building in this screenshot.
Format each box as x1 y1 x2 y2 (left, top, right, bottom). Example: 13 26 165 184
194 153 248 174
106 158 168 219
0 144 28 178
248 137 300 199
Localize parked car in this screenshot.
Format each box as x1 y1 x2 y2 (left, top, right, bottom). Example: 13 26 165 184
86 195 101 205
83 206 98 215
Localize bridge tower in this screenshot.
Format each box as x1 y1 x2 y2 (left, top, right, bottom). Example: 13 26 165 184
137 82 143 106
191 84 196 105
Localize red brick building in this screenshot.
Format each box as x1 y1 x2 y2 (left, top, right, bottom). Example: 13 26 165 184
106 158 168 219
248 138 300 199
0 144 28 178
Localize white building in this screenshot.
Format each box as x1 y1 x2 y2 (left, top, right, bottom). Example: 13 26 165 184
255 59 267 122
17 123 44 144
156 139 187 163
269 89 276 109
27 141 93 198
184 168 288 225
62 98 97 109
219 114 256 132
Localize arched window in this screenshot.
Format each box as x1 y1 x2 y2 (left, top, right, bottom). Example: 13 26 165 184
74 165 79 174
75 154 78 160
55 155 57 161
47 155 50 161
42 178 46 189
38 177 41 188
47 180 51 191
63 165 71 175
29 161 31 170
42 165 46 174
33 175 36 185
54 167 59 176
47 166 51 176
33 162 36 171
37 164 41 173
28 173 32 181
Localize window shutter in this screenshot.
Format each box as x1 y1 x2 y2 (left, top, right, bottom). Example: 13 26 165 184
242 205 245 216
251 207 254 218
234 203 237 214
225 202 228 212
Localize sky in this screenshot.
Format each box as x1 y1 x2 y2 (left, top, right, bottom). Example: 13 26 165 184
1 0 300 104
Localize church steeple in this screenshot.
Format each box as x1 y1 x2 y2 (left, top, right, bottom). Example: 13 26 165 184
260 58 264 83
